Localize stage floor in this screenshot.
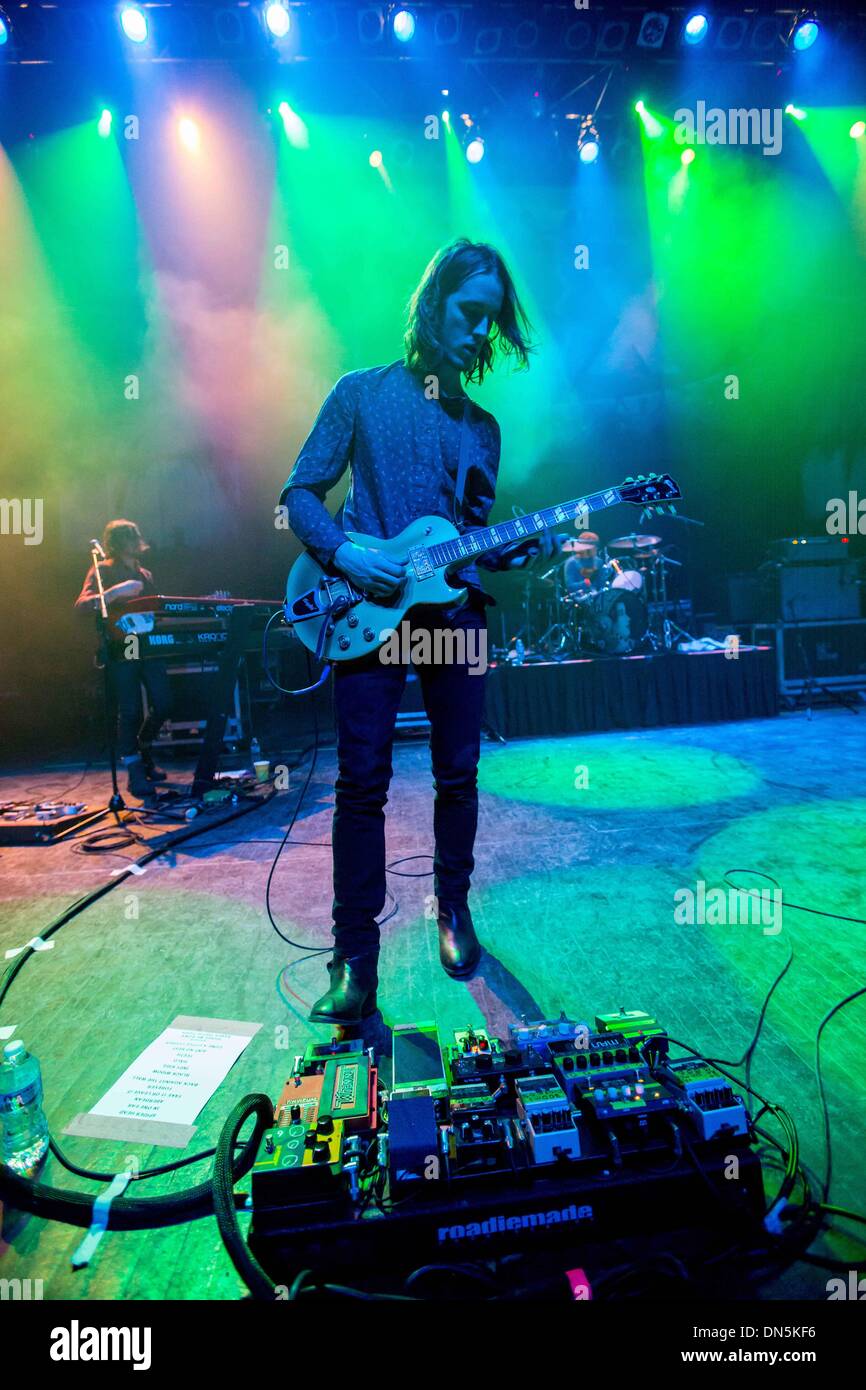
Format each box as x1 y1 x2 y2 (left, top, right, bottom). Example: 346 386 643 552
1 708 864 1300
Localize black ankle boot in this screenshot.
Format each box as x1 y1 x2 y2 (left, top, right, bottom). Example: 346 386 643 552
308 954 379 1025
139 749 167 782
123 755 156 799
437 902 482 979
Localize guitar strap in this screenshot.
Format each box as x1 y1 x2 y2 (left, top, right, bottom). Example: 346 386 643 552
453 397 472 525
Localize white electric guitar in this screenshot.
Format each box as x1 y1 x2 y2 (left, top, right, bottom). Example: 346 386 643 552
284 472 681 662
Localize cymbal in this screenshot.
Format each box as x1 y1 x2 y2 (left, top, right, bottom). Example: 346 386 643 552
560 539 598 555
607 533 662 553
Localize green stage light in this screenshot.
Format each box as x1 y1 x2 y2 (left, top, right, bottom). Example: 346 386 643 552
97 109 113 138
635 100 664 139
850 120 866 140
477 742 760 811
681 147 695 165
277 100 308 149
785 104 807 122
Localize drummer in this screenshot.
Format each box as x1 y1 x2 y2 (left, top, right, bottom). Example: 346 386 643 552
563 531 602 597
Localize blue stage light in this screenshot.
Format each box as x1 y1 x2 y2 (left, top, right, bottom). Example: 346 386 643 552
683 14 709 45
466 137 485 164
792 19 819 51
579 138 599 164
120 6 148 44
264 3 291 40
393 10 416 43
0 14 8 46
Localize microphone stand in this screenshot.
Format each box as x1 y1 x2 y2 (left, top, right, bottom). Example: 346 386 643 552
90 543 126 813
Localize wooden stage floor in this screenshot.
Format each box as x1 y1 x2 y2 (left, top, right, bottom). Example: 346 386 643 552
0 708 864 1300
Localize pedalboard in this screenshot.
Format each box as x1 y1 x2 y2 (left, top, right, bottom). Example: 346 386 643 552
248 1011 764 1280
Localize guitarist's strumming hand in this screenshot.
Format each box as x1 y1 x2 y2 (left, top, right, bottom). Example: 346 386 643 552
334 541 407 599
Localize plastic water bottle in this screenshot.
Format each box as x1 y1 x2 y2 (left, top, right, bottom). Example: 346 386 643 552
250 736 262 762
0 1041 50 1178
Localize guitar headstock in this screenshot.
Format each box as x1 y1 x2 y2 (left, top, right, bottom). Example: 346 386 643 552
619 472 681 524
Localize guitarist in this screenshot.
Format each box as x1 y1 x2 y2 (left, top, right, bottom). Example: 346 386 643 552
280 238 547 1025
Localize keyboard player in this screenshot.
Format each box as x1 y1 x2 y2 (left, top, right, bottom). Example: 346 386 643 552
75 519 171 797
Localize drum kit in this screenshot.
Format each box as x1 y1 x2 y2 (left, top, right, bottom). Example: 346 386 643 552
500 528 685 661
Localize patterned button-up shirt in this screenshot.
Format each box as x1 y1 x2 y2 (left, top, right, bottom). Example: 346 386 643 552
279 359 504 592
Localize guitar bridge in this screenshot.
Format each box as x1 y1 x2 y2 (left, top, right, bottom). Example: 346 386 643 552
285 576 361 626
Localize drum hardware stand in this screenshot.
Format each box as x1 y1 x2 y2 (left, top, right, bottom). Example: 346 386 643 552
535 564 577 659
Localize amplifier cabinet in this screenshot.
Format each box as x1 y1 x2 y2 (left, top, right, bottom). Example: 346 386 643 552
777 562 861 622
755 619 866 694
142 662 244 749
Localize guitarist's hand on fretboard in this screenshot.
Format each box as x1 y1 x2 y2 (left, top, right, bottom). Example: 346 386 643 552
493 530 559 570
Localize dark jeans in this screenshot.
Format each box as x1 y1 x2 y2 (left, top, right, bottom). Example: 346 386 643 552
108 658 172 758
331 597 488 959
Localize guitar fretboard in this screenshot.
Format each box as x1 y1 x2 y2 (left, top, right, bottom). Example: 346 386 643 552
427 489 623 570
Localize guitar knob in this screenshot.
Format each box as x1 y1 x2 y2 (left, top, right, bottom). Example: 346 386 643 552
346 614 359 628
338 636 350 651
363 628 375 642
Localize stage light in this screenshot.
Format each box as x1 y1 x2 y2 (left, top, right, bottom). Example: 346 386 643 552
683 13 709 45
0 14 8 46
785 104 807 121
178 119 200 153
277 100 309 148
119 5 148 45
369 149 383 168
441 110 450 124
392 9 415 43
851 121 866 140
792 18 819 52
577 119 599 164
98 109 113 138
681 148 695 165
466 137 485 164
264 3 291 39
635 100 663 139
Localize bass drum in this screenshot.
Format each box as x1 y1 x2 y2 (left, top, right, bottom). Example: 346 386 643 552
581 587 647 655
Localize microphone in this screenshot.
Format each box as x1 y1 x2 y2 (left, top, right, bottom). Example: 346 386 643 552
89 538 106 559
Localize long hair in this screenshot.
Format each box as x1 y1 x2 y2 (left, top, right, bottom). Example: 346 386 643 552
103 519 147 559
403 237 534 385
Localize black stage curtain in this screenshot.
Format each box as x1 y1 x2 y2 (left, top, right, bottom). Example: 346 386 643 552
483 649 778 739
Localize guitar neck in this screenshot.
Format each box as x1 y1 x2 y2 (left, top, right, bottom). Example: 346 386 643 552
427 488 624 570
